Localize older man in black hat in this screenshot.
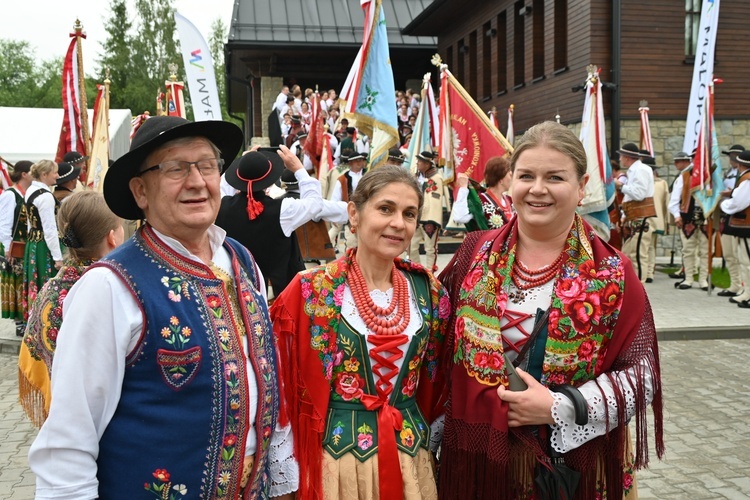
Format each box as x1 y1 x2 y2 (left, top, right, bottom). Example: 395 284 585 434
53 161 82 202
385 146 406 167
216 145 324 296
615 142 655 282
668 150 711 290
29 116 297 499
717 144 746 296
641 154 669 283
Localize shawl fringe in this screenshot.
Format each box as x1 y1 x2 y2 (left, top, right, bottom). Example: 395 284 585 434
18 367 48 428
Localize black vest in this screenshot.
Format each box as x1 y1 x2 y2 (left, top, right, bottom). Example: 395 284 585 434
215 192 304 296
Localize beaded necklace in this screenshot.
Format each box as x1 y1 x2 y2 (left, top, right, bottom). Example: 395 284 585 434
348 255 410 335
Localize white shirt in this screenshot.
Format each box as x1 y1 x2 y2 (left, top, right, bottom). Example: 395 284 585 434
620 160 654 203
668 170 687 219
220 173 240 198
721 173 750 215
451 186 473 224
272 91 287 111
330 169 364 203
29 225 298 499
0 187 20 250
278 169 324 236
724 167 739 190
315 200 349 225
25 181 62 261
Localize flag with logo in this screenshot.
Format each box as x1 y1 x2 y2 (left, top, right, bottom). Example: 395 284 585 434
438 64 512 183
339 0 399 169
55 24 89 167
304 92 326 171
165 80 186 118
87 83 110 192
690 77 724 215
578 66 615 240
175 12 222 121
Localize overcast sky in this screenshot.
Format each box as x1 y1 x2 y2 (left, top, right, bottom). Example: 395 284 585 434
1 0 235 74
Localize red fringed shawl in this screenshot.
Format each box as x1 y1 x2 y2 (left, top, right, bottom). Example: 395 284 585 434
438 215 664 500
270 249 450 499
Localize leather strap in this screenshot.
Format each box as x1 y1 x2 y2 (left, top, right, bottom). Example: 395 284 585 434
550 385 589 426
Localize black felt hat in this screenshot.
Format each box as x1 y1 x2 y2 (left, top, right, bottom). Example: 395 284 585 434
281 168 298 187
387 147 405 162
224 150 285 193
103 116 243 220
56 162 82 184
722 144 745 155
63 151 88 164
616 143 641 159
416 151 436 163
736 150 750 167
673 151 692 162
347 151 368 162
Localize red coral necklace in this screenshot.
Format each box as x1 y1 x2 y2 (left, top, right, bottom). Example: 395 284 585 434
349 256 410 335
511 251 566 290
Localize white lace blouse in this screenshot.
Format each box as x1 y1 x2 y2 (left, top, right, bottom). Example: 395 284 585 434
504 267 654 454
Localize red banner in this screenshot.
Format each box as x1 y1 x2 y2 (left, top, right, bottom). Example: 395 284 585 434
439 70 511 183
55 32 87 164
304 92 325 171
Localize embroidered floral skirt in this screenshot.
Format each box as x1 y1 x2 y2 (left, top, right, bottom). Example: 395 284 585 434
1 250 24 321
22 239 55 321
322 448 437 500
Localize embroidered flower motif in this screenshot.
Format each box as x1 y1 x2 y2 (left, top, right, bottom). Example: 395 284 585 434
563 292 602 336
489 214 504 228
357 432 373 450
332 420 345 446
438 294 451 320
225 362 238 379
223 434 237 447
344 357 360 372
145 468 185 498
170 316 179 326
153 469 170 482
181 326 191 337
168 290 181 302
218 328 231 343
577 339 597 362
401 370 418 397
161 317 191 349
408 355 421 371
173 484 188 495
335 371 364 401
218 471 231 486
400 426 415 447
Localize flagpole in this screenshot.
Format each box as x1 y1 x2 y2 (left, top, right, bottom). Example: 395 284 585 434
74 19 91 182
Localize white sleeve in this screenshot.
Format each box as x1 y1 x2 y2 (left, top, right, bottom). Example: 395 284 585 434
621 167 649 202
548 357 654 453
268 423 299 497
36 192 63 261
721 180 750 215
279 170 323 237
29 268 143 499
316 200 350 225
668 174 683 219
450 187 473 224
330 179 343 203
0 190 15 250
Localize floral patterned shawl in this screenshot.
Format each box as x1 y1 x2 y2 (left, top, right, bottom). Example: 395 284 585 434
438 214 664 500
270 248 450 500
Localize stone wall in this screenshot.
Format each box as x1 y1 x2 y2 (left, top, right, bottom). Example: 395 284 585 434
259 76 284 140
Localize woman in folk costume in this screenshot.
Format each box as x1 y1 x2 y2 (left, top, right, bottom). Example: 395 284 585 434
451 155 514 231
271 166 451 499
0 161 32 335
438 122 664 499
18 191 124 427
23 160 63 320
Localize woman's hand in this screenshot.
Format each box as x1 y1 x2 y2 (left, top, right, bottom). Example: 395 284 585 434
496 368 555 427
457 172 469 188
277 145 304 172
54 260 63 270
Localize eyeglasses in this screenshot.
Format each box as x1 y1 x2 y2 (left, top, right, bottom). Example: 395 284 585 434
138 158 224 180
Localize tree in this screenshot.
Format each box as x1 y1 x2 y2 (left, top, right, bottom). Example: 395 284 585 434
97 0 134 110
0 39 39 106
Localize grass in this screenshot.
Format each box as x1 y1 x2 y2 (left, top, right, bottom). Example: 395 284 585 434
658 265 731 289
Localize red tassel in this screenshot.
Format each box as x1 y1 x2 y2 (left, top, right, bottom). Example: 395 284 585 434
246 194 264 220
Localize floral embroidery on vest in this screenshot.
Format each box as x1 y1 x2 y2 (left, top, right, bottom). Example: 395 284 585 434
144 468 188 498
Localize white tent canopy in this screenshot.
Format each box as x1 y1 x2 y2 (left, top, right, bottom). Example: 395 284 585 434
0 107 132 165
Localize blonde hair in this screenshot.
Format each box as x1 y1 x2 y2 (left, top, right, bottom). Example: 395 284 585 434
510 121 587 179
57 191 121 261
30 160 57 180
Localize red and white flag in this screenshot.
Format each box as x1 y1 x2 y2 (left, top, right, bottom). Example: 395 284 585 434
438 66 512 183
0 158 12 193
488 107 500 130
55 28 88 164
304 92 325 172
423 75 440 148
165 80 186 118
639 103 654 157
131 112 150 140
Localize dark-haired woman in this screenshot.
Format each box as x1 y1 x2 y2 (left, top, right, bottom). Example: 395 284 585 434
271 165 451 499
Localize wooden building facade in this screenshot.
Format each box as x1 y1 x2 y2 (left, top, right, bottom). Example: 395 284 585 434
403 0 750 152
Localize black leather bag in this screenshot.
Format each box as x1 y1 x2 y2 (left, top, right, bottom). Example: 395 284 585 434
534 452 581 500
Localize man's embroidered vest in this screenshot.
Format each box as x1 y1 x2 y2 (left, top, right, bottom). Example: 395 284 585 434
322 272 433 460
94 227 279 500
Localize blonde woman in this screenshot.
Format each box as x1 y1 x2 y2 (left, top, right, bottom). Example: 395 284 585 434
23 160 61 318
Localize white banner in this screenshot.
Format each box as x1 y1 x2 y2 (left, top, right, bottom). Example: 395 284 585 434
682 0 720 154
174 12 222 121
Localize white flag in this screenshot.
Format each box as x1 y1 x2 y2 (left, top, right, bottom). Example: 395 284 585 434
682 0 720 154
174 12 222 121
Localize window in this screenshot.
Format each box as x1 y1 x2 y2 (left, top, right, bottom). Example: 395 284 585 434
554 0 568 71
457 39 466 84
483 22 492 99
685 0 701 58
497 12 508 93
514 1 525 87
532 0 545 80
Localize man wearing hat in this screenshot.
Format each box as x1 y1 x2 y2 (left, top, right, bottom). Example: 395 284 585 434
53 161 82 202
717 145 746 296
216 145 324 296
29 116 298 499
615 142 655 282
720 150 750 307
285 114 304 148
386 146 406 167
642 154 669 283
668 150 711 290
289 132 315 175
330 149 368 250
408 151 443 271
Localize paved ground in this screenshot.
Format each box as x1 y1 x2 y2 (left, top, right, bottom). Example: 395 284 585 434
1 251 749 498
